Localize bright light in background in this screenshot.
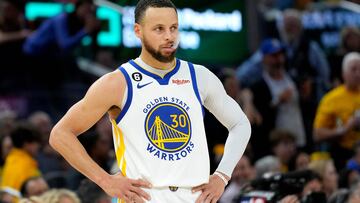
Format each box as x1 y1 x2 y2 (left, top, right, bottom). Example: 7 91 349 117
26 2 72 21
179 9 242 32
25 2 120 46
25 2 243 49
97 6 122 46
121 6 243 49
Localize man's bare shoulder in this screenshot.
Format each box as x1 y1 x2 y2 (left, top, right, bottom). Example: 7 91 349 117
85 70 126 109
93 70 125 91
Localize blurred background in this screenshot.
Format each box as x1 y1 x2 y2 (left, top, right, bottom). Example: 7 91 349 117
0 0 359 202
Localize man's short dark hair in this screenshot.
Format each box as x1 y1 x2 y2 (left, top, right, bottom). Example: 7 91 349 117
10 122 41 148
135 0 177 23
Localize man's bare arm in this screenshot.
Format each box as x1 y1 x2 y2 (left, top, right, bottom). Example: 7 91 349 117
49 71 151 202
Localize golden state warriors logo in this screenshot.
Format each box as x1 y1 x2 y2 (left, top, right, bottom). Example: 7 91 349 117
145 102 191 153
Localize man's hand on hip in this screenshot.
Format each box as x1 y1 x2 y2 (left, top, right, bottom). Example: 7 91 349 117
192 172 229 203
99 172 152 203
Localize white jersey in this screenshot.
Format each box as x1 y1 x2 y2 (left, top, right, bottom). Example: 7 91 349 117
111 58 210 188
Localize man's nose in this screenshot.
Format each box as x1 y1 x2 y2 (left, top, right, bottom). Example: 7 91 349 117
164 29 176 41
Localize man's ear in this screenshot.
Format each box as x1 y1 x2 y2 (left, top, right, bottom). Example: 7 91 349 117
134 23 142 39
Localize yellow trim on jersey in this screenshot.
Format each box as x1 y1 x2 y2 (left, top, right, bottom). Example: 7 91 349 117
133 59 177 78
112 119 127 176
112 119 127 203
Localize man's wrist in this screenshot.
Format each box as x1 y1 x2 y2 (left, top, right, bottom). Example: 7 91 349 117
97 172 111 189
214 171 229 186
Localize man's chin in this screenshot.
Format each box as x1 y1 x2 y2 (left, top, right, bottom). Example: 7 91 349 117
159 51 176 61
158 56 175 63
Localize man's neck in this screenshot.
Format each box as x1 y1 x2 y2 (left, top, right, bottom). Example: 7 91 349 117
140 50 175 70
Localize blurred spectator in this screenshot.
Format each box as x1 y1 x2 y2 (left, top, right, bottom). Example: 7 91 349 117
20 189 80 203
270 129 297 172
257 0 284 40
308 159 338 198
22 0 101 117
42 189 80 203
219 154 256 203
278 9 330 101
301 170 323 197
338 168 359 189
0 0 30 93
279 195 299 203
329 26 360 87
339 26 360 53
327 188 349 203
250 38 306 159
0 135 12 165
255 155 281 178
28 111 64 175
0 135 12 183
347 141 360 174
347 180 360 203
1 122 41 193
20 176 49 198
77 179 111 203
23 0 100 57
0 108 15 180
0 109 16 138
236 50 263 88
0 0 28 44
291 151 310 171
278 9 330 151
0 189 17 203
277 170 324 203
218 68 262 126
28 112 52 143
330 180 360 203
313 52 360 169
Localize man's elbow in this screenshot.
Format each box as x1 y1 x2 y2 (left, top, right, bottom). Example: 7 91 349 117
244 119 251 139
49 126 63 151
238 117 251 140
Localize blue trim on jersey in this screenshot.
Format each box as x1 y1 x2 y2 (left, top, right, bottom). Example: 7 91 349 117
129 59 181 85
188 62 205 116
116 67 133 123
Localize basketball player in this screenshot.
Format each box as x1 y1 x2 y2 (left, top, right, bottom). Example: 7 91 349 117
49 0 251 202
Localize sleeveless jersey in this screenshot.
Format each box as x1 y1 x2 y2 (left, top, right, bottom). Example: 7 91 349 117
111 58 210 187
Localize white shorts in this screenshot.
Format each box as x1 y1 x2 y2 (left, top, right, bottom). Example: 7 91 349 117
113 187 201 203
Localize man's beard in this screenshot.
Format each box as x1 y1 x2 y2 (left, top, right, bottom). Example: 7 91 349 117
143 37 177 63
